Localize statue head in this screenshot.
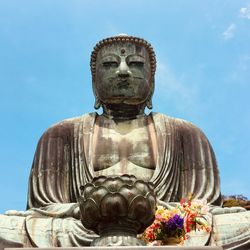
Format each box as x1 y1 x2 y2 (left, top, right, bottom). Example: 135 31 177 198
90 35 156 111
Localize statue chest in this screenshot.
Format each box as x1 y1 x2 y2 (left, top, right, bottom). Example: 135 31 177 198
92 118 157 181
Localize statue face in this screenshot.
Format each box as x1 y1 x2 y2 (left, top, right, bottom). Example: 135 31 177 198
94 42 152 106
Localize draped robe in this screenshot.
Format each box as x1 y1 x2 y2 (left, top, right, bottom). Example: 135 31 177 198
1 112 250 249
28 112 222 208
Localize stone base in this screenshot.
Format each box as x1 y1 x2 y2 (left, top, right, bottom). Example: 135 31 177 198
6 246 223 250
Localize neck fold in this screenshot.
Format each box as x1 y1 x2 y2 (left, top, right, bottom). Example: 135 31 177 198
102 104 146 120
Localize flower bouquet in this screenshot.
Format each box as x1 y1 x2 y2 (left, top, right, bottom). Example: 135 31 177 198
141 197 211 246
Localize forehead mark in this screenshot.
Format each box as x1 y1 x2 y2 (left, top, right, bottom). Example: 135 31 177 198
121 48 126 54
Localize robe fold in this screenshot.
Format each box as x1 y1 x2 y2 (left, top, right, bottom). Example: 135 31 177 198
27 112 222 209
2 112 249 249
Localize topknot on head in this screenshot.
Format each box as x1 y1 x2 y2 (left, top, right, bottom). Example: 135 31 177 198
90 35 156 80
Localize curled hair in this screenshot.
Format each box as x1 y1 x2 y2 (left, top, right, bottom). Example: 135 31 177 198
90 34 156 81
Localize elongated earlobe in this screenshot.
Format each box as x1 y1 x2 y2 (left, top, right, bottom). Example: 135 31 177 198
94 98 101 109
146 99 153 109
146 78 154 110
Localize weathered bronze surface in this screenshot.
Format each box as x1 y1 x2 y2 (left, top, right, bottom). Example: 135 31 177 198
79 175 156 246
0 35 250 249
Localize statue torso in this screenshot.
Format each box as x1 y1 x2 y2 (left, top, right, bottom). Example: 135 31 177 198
92 115 157 181
27 112 222 207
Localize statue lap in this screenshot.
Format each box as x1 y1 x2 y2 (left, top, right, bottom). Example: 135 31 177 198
0 207 250 248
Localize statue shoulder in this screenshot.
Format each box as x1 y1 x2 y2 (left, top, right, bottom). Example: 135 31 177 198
152 112 207 139
39 112 97 140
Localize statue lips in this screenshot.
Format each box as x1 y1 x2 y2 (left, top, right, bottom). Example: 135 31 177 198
114 77 131 90
109 80 132 98
117 80 130 89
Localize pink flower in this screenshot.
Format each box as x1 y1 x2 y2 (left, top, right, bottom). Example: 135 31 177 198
141 197 211 245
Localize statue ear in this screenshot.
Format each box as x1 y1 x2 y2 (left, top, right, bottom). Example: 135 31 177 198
146 78 154 109
94 98 101 109
92 79 101 109
146 98 153 109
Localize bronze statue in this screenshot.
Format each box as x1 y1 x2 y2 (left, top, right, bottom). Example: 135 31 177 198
0 35 249 249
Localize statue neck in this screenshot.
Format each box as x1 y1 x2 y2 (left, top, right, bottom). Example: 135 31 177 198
102 104 146 120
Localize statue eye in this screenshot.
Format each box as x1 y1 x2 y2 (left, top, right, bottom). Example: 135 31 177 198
102 61 118 68
128 61 144 67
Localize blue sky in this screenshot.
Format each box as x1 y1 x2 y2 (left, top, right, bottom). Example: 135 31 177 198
0 0 249 213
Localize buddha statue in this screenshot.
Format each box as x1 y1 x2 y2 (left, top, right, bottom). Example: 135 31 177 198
0 35 249 249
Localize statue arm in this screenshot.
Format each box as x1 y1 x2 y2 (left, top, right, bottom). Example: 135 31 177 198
151 114 221 205
177 120 222 205
26 114 96 219
27 121 76 211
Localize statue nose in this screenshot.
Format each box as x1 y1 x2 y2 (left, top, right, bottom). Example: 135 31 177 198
116 61 131 78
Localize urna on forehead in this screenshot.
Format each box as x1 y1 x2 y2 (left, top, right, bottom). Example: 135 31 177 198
90 35 157 79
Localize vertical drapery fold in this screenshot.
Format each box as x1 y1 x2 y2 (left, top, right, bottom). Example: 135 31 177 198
27 112 221 210
151 113 221 205
0 112 245 248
